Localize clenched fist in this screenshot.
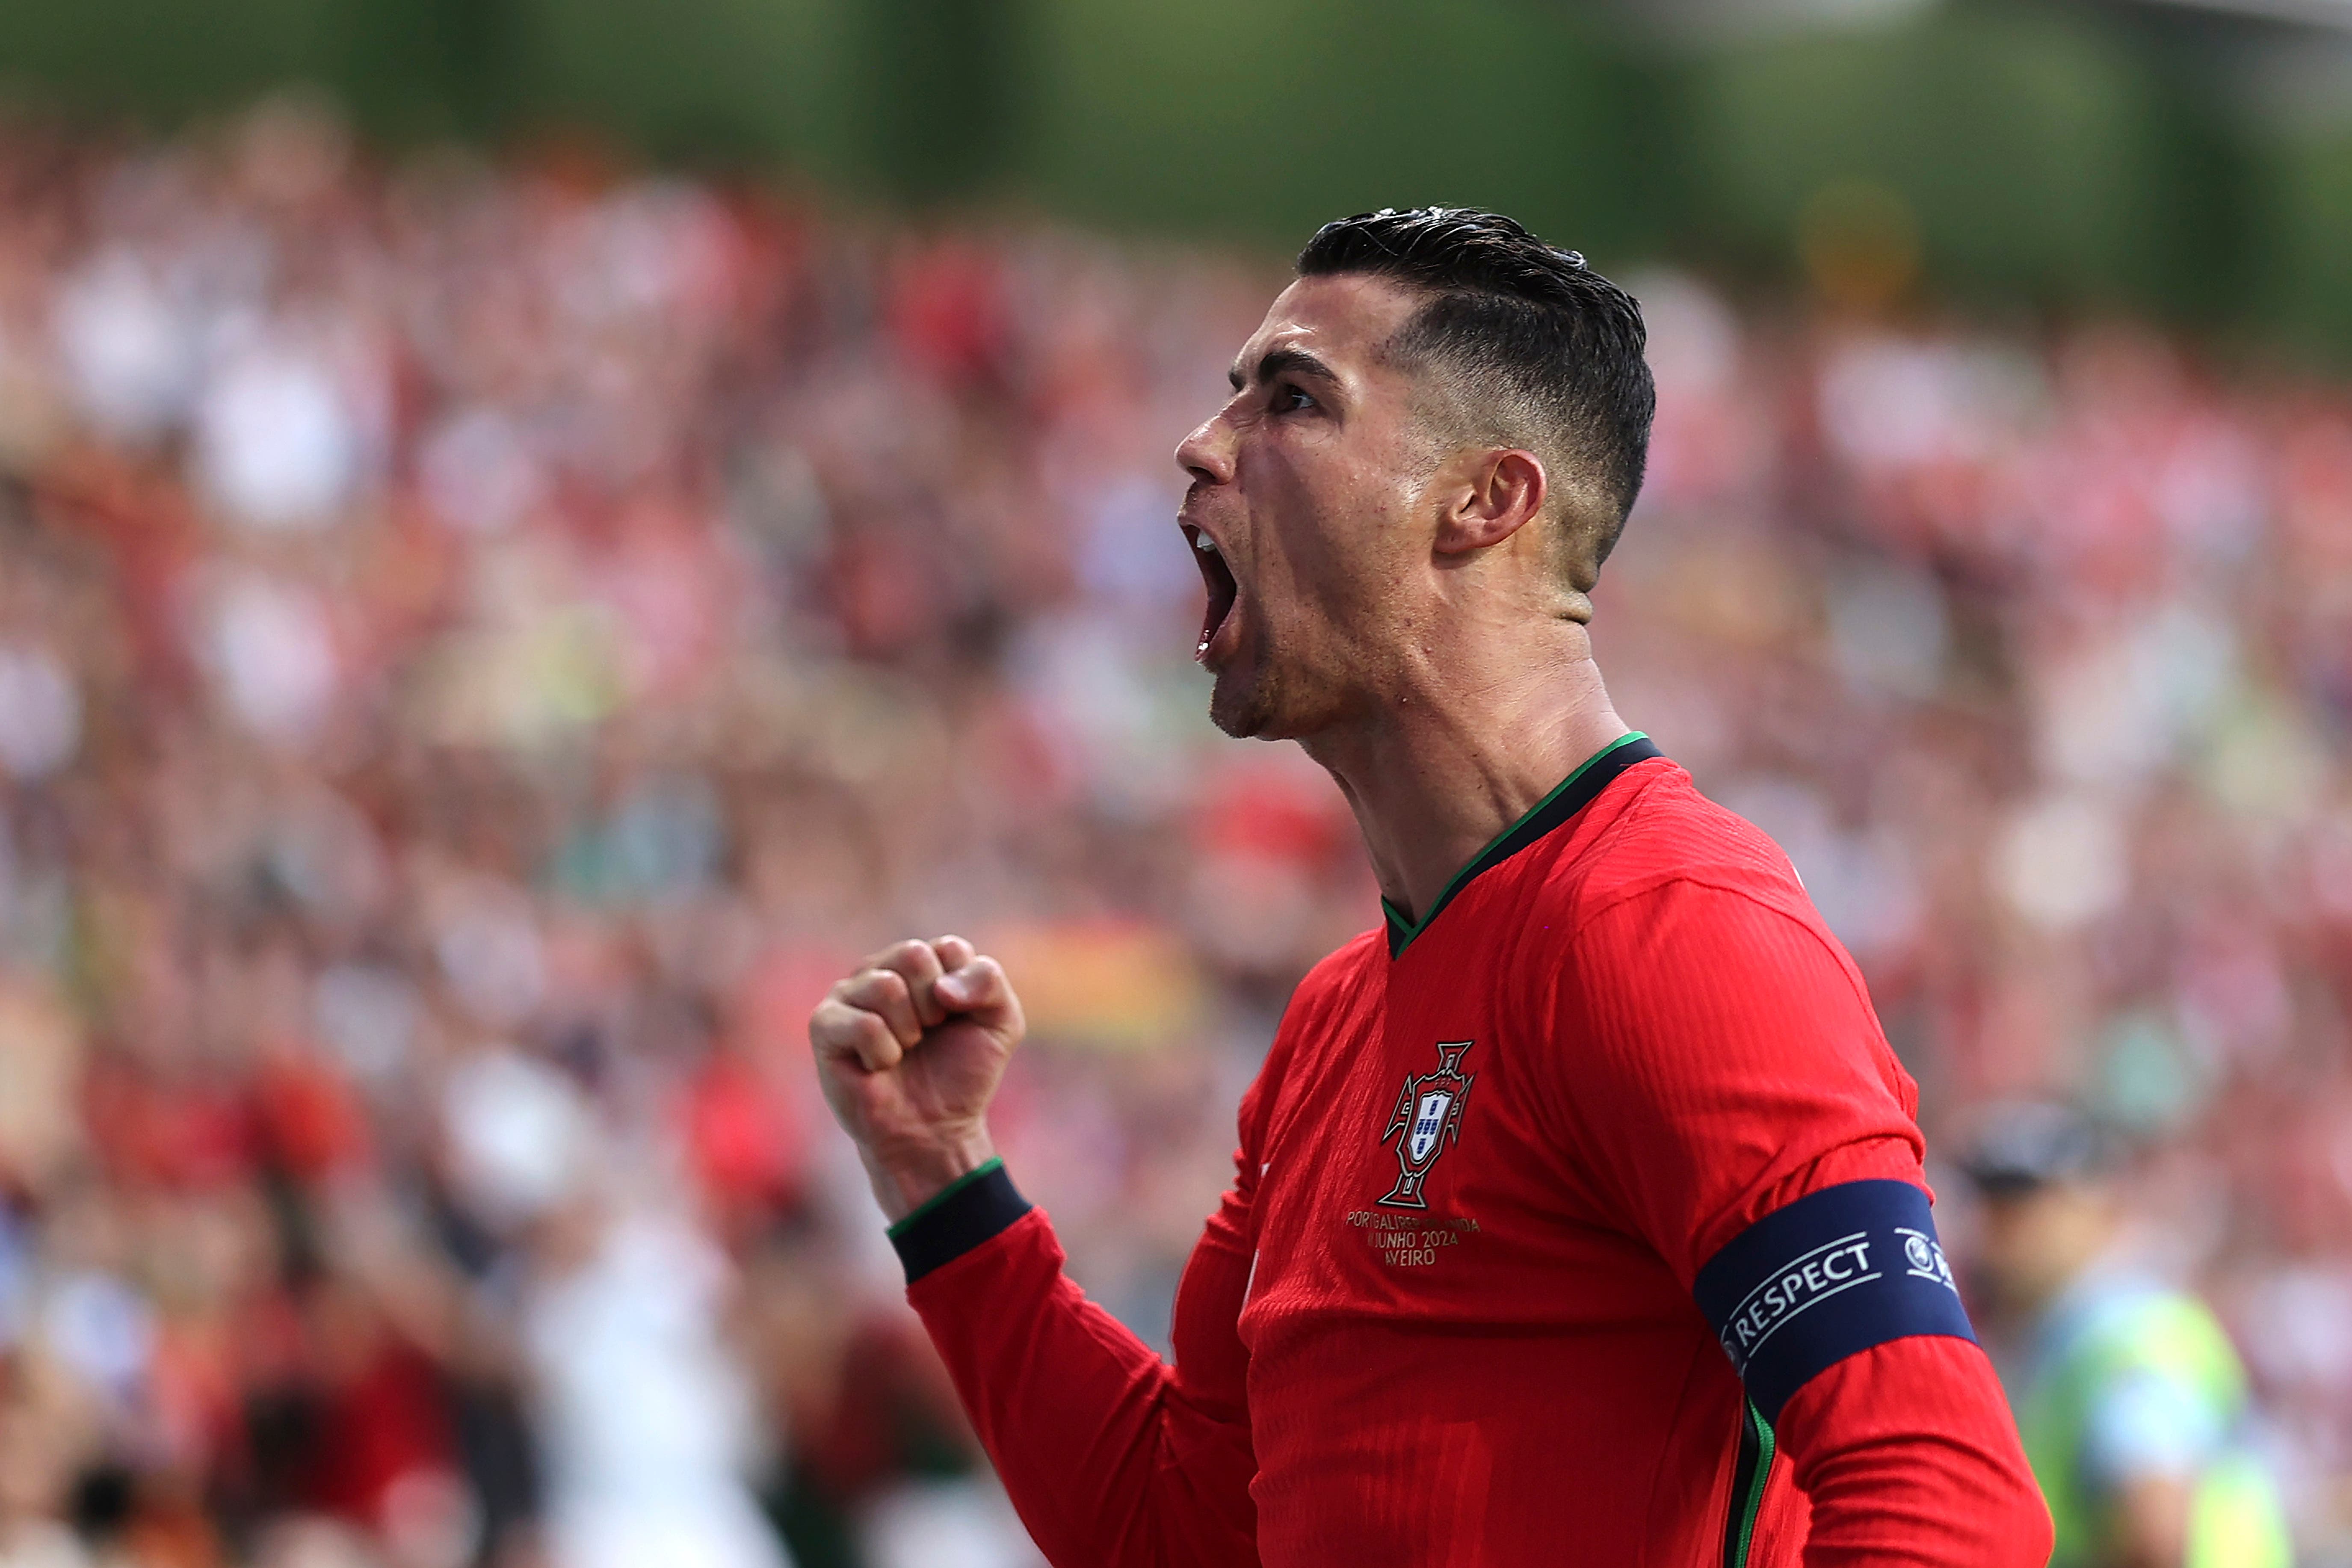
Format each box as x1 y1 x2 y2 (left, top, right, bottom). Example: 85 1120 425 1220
809 935 1026 1222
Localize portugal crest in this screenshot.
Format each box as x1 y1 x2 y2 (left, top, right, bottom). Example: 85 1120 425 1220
1379 1040 1475 1209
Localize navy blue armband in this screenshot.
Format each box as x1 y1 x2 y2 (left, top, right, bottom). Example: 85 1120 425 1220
1692 1179 1976 1422
888 1159 1033 1285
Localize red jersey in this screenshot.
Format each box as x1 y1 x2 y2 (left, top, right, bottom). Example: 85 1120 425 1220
891 737 2049 1567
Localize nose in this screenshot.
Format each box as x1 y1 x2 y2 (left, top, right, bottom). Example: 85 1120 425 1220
1175 411 1235 489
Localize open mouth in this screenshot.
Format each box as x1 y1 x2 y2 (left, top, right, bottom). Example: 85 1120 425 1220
1183 524 1238 663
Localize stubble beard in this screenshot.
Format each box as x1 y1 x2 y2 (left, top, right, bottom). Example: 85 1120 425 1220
1209 558 1396 743
1208 658 1282 740
1208 638 1357 743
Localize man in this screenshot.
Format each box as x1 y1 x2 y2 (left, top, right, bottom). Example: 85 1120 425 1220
810 207 2051 1565
1959 1104 2290 1568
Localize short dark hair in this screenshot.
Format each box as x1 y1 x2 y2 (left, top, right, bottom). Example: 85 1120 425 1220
1296 207 1654 595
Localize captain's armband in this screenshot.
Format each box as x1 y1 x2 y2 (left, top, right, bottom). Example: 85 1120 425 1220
1692 1179 1977 1422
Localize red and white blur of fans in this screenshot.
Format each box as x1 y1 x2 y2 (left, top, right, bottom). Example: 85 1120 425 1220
2 95 2352 1566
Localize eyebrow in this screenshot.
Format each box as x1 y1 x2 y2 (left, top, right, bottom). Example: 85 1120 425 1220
1228 345 1342 393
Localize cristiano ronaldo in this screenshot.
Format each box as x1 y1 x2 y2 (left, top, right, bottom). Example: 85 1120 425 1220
810 208 2053 1566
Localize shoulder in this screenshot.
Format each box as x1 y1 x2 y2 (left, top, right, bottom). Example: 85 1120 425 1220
1535 760 1823 945
1516 763 1888 1042
1241 927 1384 1136
1298 926 1383 987
1288 926 1386 1012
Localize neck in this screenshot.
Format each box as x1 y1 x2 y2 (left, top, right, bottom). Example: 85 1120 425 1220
1301 618 1629 928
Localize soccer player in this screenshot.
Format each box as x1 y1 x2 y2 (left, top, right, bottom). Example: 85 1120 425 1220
809 207 2053 1566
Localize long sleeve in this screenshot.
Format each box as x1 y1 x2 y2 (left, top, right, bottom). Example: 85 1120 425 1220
1553 873 2050 1567
899 1159 1259 1568
1771 1337 2052 1567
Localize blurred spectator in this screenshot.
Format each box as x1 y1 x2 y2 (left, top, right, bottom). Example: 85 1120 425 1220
525 1204 782 1568
1957 1103 2291 1568
0 95 2350 1565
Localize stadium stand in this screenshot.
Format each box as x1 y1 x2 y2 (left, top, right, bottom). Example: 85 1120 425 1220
0 105 2350 1565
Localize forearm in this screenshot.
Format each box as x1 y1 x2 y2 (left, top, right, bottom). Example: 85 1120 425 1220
897 1169 1259 1568
1777 1337 2052 1568
810 938 1259 1563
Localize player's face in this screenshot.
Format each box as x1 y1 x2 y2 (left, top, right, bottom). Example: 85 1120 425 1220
1175 274 1446 740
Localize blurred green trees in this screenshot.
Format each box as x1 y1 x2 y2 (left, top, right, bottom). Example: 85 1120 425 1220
3 0 2347 356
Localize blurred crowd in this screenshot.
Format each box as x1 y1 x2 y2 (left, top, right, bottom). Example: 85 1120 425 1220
1 97 2351 1567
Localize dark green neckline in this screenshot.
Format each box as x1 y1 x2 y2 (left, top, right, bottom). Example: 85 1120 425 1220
1381 732 1660 960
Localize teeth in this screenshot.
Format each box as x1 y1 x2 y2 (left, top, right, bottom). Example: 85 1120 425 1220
1195 533 1219 556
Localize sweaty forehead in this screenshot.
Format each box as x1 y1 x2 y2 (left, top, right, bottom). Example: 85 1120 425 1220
1234 274 1427 382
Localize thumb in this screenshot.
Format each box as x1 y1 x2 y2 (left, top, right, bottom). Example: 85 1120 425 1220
935 956 1024 1040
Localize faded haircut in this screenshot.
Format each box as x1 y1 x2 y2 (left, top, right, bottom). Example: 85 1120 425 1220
1296 207 1654 601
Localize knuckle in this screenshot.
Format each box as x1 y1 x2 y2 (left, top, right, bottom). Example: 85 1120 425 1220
810 1003 865 1054
846 967 903 1004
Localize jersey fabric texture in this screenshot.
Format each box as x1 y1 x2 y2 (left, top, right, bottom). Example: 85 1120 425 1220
893 739 2050 1567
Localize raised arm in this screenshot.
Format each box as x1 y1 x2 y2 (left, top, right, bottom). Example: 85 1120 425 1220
811 937 1258 1568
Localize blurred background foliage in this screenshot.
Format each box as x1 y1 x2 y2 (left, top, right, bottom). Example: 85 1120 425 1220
4 0 2352 357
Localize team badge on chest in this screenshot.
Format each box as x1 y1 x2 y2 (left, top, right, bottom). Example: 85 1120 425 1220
1378 1040 1476 1209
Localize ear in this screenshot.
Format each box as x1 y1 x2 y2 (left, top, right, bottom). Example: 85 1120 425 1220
1432 449 1547 557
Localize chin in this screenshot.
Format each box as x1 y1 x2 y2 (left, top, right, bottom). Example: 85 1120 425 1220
1207 675 1273 740
1209 658 1345 743
1207 660 1287 740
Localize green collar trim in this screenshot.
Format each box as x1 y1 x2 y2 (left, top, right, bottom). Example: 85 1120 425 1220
1382 732 1658 960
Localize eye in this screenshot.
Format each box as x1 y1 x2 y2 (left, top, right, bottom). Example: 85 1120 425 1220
1274 383 1317 414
